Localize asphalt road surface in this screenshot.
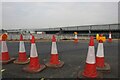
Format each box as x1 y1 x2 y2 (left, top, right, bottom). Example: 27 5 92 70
1 40 118 79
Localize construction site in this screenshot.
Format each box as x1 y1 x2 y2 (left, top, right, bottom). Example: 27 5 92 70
0 1 120 80
0 23 119 79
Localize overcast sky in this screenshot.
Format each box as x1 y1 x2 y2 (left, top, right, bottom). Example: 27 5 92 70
1 2 119 29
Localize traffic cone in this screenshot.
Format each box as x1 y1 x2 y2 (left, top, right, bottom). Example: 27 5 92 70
23 35 46 73
108 32 112 42
78 36 102 78
14 34 30 64
0 33 15 64
74 34 78 43
96 34 110 72
45 35 64 68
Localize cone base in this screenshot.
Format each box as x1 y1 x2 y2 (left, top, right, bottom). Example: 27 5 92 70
74 39 79 43
0 58 16 65
108 39 112 42
14 58 30 65
96 63 110 72
108 41 112 43
77 70 103 78
23 64 46 73
45 61 64 68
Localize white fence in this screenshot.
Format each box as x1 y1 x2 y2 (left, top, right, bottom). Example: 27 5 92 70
7 34 90 41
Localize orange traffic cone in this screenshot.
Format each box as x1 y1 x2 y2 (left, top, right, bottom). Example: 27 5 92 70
78 36 102 78
46 35 64 68
74 34 78 43
108 32 112 42
14 34 30 64
0 33 15 64
96 34 110 72
23 35 46 73
82 36 98 78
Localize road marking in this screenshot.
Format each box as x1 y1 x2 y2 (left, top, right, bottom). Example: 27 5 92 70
40 78 45 80
1 69 5 72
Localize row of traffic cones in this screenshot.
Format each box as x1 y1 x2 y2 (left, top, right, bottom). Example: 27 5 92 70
0 34 64 73
74 32 112 43
78 35 110 78
0 33 111 77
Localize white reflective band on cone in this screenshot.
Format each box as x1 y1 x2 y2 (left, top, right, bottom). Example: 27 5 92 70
75 35 77 39
86 46 95 64
109 34 111 38
19 41 25 52
1 41 8 52
96 43 104 57
51 42 58 54
30 43 38 57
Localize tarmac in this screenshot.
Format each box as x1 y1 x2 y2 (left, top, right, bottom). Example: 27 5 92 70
1 40 119 79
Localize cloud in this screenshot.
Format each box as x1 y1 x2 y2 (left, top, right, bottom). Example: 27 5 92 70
2 2 118 29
